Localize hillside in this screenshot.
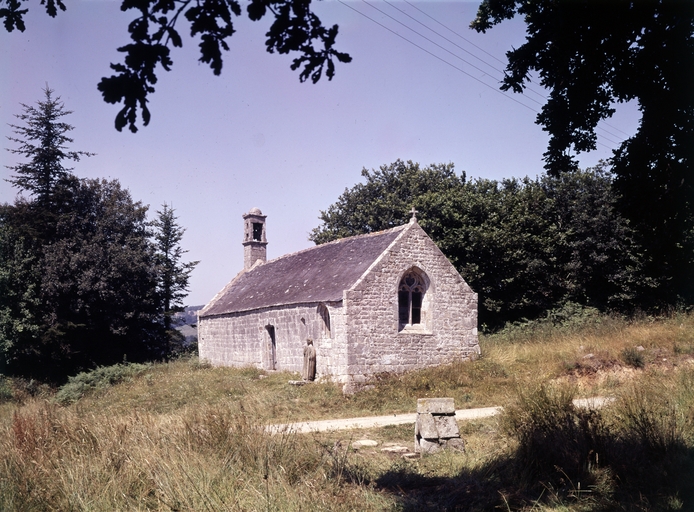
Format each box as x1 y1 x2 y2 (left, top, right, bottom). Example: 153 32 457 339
1 311 693 510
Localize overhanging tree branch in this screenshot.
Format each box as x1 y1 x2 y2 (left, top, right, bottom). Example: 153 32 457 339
1 0 350 133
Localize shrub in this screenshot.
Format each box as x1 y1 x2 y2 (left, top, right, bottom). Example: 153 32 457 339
55 362 150 404
620 347 645 368
488 301 606 342
0 376 13 402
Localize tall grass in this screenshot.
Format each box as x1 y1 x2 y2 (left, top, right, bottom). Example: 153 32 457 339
497 369 694 509
1 311 694 510
0 400 386 511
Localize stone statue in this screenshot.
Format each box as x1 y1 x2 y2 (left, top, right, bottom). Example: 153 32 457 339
303 338 316 381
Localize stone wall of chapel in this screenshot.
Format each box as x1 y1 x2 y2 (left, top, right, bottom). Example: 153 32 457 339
343 224 479 384
198 302 347 378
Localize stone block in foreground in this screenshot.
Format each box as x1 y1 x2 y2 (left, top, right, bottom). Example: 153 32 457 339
415 397 464 454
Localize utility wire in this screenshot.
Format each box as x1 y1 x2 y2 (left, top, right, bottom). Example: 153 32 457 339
339 0 619 151
336 0 538 114
384 0 505 78
403 0 507 67
362 0 528 97
401 0 632 143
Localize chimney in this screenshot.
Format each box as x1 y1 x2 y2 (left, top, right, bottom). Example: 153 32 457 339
242 207 267 269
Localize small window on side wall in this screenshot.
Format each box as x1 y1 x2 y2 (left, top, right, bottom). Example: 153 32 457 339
318 303 332 338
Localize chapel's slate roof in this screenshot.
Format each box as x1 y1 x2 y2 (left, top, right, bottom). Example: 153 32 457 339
201 225 406 317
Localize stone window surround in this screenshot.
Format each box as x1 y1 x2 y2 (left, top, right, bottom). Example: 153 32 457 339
317 303 332 339
396 266 434 335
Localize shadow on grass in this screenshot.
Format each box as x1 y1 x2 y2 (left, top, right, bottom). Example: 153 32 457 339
375 443 694 511
374 379 694 512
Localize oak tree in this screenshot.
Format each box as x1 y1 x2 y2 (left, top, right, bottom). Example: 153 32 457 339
471 0 694 306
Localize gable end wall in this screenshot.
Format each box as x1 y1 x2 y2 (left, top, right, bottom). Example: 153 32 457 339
343 223 479 385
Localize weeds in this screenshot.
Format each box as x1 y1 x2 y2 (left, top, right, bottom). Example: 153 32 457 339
2 312 694 510
620 347 645 368
55 362 151 404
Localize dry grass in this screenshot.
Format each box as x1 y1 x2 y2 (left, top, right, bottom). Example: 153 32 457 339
1 311 693 510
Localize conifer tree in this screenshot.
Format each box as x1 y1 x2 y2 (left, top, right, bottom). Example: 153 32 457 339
6 87 93 209
153 204 199 333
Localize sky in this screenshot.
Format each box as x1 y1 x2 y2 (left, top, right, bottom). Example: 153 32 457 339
1 0 641 306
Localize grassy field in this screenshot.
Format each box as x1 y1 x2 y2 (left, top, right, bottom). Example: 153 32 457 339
1 311 694 510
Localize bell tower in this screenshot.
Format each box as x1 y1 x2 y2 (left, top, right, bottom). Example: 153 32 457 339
242 207 267 269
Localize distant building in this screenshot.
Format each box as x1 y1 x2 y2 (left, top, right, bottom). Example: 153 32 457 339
198 208 479 392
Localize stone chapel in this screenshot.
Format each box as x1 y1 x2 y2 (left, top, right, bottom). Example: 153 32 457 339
198 207 480 392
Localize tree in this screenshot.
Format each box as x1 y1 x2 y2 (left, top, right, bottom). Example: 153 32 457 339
43 179 166 374
1 89 169 380
311 160 646 328
1 1 351 133
152 204 199 335
6 87 93 210
1 179 167 380
471 0 694 307
310 160 466 245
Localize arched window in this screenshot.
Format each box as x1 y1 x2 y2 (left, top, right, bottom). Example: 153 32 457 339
317 303 332 338
398 269 428 329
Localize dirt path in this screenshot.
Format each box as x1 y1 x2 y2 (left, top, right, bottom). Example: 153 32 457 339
266 397 613 434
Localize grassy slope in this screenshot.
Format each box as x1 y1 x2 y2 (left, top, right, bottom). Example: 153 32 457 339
1 312 693 510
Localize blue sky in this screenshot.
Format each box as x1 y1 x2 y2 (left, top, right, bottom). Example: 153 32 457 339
1 0 641 306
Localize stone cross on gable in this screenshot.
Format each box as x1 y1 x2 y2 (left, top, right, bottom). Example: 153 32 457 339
409 207 419 223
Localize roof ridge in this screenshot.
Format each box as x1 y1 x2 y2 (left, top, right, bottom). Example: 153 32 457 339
256 224 407 269
200 223 408 317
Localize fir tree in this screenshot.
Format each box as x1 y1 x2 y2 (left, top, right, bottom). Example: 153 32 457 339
6 86 93 209
153 204 199 333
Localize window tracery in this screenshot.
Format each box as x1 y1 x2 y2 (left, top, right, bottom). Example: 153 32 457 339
398 270 427 329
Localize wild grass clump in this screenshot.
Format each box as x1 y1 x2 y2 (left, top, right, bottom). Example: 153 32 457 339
0 401 387 511
498 371 694 509
54 362 151 404
620 346 645 368
0 376 13 402
502 384 605 485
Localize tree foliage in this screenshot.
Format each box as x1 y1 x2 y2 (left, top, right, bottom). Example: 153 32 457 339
1 90 196 380
153 203 199 333
6 88 93 209
0 0 351 133
471 0 694 306
0 179 166 380
311 160 647 328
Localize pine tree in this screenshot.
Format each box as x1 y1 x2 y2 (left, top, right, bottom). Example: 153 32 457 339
153 204 199 333
6 87 93 209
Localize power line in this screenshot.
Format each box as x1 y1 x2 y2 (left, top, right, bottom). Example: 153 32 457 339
384 0 505 79
336 0 539 114
363 0 524 95
401 0 550 104
338 0 621 152
401 0 632 143
403 0 507 67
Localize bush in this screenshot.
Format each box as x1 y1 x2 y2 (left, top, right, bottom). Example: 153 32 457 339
55 363 150 404
488 301 606 341
620 347 645 368
0 376 13 402
502 384 605 484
